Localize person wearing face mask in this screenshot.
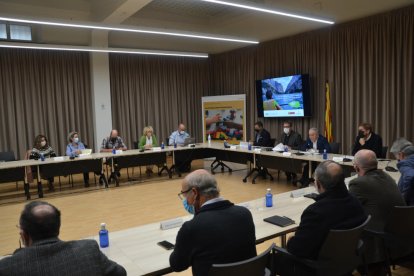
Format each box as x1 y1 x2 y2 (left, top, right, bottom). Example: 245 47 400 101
352 123 383 158
253 121 272 147
274 161 367 275
171 169 256 276
168 123 190 146
66 131 90 187
100 129 127 186
0 201 126 276
29 134 57 191
348 150 405 273
390 138 414 205
279 121 303 183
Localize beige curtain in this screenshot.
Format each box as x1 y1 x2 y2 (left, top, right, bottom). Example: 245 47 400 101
0 49 94 159
209 5 414 155
109 54 210 148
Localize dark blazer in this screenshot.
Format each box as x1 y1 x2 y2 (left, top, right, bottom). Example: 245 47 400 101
254 129 272 147
287 185 367 259
352 132 383 158
279 131 303 150
349 169 406 231
170 200 257 276
301 134 331 153
0 238 126 276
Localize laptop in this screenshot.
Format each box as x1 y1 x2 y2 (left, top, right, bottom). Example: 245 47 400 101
182 137 196 146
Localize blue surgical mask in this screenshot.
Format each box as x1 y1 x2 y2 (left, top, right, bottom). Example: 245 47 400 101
182 198 195 214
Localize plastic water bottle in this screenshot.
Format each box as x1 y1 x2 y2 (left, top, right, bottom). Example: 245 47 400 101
265 188 273 207
99 223 109 248
284 145 289 152
40 153 45 161
224 140 228 148
112 146 116 154
161 142 165 149
208 134 211 145
248 142 252 150
174 141 177 148
323 149 328 160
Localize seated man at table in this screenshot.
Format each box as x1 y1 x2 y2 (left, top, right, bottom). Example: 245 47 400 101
279 121 303 183
274 161 367 275
169 123 190 146
100 129 127 184
349 149 405 271
253 121 272 147
170 170 257 276
390 137 414 205
298 128 331 187
0 201 126 276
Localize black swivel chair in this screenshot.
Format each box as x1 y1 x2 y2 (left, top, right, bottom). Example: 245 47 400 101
381 146 388 159
0 151 16 162
208 243 275 276
274 216 371 276
364 206 414 275
329 142 341 154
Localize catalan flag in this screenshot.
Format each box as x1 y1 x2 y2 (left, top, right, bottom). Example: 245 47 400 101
324 81 333 142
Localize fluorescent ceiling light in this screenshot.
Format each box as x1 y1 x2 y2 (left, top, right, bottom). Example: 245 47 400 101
0 42 209 58
200 0 335 25
0 16 259 44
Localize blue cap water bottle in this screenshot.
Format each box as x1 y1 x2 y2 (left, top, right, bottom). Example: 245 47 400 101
99 223 109 248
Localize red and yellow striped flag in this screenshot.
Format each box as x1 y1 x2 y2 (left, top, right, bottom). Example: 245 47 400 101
324 81 333 142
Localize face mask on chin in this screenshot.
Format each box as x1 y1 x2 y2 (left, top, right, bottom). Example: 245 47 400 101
182 198 195 214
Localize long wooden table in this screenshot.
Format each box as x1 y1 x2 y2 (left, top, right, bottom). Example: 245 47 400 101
87 186 316 276
0 143 400 199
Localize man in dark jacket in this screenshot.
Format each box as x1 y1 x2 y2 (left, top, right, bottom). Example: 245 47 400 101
298 128 331 187
391 137 414 205
349 150 405 269
275 161 367 275
170 170 257 276
253 121 272 147
352 123 383 158
0 201 126 276
279 121 303 183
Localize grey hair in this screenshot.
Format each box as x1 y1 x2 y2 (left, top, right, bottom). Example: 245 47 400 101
185 173 220 198
314 161 344 191
354 151 378 171
309 127 319 134
390 138 414 156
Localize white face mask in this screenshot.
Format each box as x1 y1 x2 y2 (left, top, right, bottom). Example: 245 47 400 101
179 130 185 135
73 137 79 143
283 128 290 135
40 141 46 147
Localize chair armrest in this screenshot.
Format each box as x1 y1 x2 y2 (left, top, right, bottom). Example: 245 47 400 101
273 246 317 269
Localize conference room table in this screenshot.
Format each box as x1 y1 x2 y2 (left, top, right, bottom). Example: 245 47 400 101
0 142 401 199
88 186 317 276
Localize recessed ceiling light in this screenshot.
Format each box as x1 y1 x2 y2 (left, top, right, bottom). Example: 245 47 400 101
0 42 209 58
0 16 259 44
200 0 334 25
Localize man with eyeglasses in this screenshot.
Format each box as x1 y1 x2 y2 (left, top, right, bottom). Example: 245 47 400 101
0 201 126 276
170 169 256 276
278 121 303 183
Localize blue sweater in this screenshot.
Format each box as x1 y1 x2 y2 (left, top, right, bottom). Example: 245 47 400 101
397 154 414 205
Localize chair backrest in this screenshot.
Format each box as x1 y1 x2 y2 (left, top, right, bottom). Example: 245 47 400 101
316 215 371 275
381 146 388 159
269 138 276 147
208 243 274 276
0 151 16 162
384 206 414 256
329 142 341 154
133 141 139 149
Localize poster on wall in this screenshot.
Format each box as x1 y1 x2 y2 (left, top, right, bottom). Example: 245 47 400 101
202 94 246 144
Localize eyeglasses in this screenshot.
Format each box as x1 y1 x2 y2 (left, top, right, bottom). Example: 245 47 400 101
177 187 192 200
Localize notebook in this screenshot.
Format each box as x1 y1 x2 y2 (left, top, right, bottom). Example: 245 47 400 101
263 215 295 227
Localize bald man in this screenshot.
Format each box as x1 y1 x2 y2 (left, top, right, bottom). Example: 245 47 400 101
170 170 256 276
275 161 366 275
349 150 405 268
0 201 126 276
